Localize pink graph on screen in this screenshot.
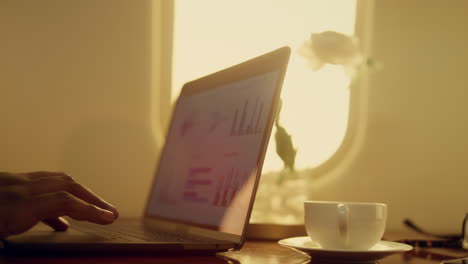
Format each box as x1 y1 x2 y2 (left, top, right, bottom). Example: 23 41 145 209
213 168 249 207
183 167 212 203
182 167 250 207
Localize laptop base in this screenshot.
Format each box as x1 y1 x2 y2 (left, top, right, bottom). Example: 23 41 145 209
2 219 234 256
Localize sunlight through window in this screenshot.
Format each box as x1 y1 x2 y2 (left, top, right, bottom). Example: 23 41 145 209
172 0 356 172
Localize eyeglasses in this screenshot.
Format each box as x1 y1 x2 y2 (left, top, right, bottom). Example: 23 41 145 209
397 213 468 250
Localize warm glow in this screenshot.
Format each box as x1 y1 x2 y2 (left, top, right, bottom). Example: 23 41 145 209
172 0 356 172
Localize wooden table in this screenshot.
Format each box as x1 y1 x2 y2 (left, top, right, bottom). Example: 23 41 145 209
1 233 467 264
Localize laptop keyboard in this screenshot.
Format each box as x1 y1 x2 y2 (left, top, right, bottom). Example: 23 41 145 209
70 220 218 243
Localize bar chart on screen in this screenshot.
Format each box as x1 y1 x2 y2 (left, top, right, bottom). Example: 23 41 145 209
213 168 250 207
181 166 251 207
230 97 264 136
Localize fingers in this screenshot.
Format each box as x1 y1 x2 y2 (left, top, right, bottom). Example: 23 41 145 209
0 184 28 200
33 192 116 225
26 173 119 218
0 171 66 185
0 171 119 238
0 172 28 185
0 171 61 186
42 217 70 232
24 171 65 179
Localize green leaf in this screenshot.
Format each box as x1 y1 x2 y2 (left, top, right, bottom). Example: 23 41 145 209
275 122 297 172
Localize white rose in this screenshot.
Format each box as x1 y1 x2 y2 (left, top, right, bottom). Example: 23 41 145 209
298 30 364 77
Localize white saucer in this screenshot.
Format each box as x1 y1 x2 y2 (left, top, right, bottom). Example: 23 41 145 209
278 236 413 263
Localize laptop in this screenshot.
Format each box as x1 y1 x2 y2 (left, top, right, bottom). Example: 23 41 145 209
3 46 291 255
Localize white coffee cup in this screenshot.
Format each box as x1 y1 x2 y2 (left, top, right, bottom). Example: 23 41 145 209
304 201 387 250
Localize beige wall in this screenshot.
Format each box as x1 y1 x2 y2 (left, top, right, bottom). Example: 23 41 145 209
0 0 170 217
312 0 468 233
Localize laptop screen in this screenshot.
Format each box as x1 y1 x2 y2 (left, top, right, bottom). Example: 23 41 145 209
146 70 280 235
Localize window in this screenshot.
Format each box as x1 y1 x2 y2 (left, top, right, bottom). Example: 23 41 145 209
172 1 356 172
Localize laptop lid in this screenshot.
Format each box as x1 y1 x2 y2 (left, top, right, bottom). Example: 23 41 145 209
144 47 290 247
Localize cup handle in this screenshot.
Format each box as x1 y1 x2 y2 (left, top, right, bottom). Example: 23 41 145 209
337 203 349 247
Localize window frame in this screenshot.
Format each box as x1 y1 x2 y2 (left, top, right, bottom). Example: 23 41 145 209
159 0 374 177
308 0 375 178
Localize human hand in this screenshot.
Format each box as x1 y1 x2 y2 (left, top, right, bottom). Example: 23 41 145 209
0 171 119 239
